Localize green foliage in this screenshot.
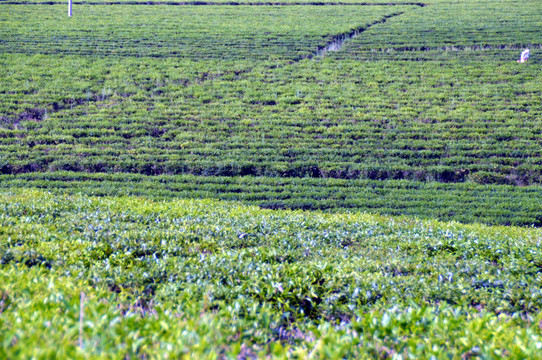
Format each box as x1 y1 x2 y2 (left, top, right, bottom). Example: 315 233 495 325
336 0 542 61
0 5 401 59
1 1 542 354
2 57 542 184
2 171 542 227
1 2 541 195
1 190 542 357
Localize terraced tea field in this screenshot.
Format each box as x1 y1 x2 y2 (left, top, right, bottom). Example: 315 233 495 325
1 0 542 357
0 5 407 58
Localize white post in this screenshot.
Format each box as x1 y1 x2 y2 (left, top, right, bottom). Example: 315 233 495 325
68 0 72 17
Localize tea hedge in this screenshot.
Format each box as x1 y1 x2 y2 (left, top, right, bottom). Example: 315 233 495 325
2 172 542 227
1 190 542 358
1 0 542 226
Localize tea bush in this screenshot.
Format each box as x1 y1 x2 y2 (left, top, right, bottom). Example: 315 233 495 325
1 190 542 357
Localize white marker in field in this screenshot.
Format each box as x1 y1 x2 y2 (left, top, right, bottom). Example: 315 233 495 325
517 49 530 63
68 0 72 17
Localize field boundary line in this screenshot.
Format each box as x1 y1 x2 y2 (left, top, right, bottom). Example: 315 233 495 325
306 11 405 59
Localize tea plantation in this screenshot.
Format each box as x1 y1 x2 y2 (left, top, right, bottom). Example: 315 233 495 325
1 0 542 357
2 190 542 358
